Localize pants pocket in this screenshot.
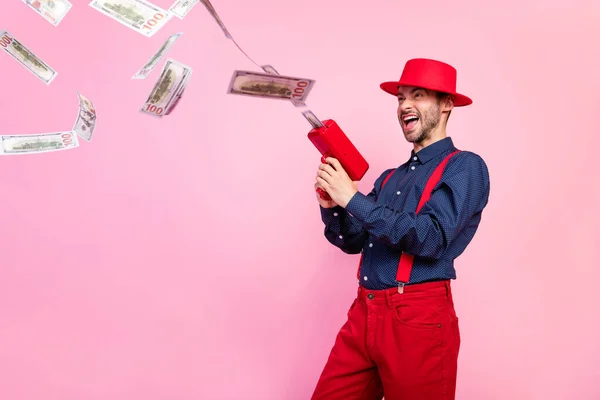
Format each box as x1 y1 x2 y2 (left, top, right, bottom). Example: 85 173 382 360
393 302 444 330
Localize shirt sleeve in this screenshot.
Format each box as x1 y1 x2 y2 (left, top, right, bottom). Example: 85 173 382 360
320 169 394 254
344 152 490 259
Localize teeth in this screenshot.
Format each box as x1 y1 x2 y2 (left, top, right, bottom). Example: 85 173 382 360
403 115 418 122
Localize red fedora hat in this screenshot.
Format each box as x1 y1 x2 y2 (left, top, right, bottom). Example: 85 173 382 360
380 58 472 106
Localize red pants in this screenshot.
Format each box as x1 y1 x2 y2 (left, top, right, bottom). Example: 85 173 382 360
311 280 461 400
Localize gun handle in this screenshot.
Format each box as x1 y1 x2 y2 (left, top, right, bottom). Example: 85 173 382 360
316 187 332 201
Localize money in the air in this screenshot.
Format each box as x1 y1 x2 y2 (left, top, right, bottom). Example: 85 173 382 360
198 0 231 38
227 70 315 104
169 0 199 19
259 64 305 107
0 30 57 85
141 59 192 118
0 132 79 155
132 32 183 79
261 64 280 75
164 70 191 115
89 0 171 37
73 92 98 142
21 0 73 26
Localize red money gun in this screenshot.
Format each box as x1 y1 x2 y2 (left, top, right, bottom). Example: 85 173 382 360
307 119 369 201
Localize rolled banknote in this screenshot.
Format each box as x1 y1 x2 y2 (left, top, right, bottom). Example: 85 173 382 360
89 0 171 37
0 30 57 85
141 59 192 118
227 70 315 104
21 0 73 26
0 131 79 155
169 0 199 19
132 32 182 79
73 92 97 142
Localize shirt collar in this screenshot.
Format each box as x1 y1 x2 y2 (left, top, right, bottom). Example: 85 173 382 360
410 137 455 164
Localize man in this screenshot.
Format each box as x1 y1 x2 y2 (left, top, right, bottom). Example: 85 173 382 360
311 58 490 400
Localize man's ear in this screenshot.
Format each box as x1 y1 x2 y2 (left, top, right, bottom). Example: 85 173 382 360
445 94 455 111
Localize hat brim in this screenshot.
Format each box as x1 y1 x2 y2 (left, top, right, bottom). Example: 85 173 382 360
380 81 472 107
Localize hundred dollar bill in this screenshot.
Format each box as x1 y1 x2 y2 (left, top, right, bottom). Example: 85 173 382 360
227 70 315 104
21 0 73 26
0 131 79 155
132 32 182 79
169 0 199 19
89 0 171 37
73 92 97 142
141 59 192 118
260 64 305 107
199 0 231 38
0 30 57 85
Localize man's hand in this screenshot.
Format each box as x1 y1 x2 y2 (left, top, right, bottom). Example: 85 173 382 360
315 157 359 208
314 181 338 208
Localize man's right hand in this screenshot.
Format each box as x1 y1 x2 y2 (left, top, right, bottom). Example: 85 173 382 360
314 182 338 208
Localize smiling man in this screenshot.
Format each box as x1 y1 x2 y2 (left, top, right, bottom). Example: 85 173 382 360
311 58 491 400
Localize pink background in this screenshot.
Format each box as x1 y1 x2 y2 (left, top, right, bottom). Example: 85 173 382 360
1 0 599 399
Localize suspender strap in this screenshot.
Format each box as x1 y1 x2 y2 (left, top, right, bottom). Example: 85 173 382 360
356 150 461 287
395 150 461 291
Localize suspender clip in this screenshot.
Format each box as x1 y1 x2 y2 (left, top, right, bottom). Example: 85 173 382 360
397 282 405 294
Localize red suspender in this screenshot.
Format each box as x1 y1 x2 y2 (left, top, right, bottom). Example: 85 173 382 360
356 150 461 290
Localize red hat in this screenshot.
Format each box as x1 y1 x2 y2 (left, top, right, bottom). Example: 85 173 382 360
380 58 472 106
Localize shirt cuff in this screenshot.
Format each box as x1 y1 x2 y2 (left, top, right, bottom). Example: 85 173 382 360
345 192 376 222
320 204 344 221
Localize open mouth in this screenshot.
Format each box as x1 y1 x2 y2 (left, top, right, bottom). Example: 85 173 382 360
402 114 419 130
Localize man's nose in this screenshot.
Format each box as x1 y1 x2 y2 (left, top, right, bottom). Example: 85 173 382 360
398 101 414 114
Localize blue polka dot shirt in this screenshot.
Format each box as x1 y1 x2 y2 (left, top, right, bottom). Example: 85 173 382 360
319 137 490 290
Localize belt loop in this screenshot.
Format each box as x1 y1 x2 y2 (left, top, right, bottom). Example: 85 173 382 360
444 280 450 299
385 289 394 308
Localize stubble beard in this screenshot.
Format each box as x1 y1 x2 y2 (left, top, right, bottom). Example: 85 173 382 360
402 104 441 145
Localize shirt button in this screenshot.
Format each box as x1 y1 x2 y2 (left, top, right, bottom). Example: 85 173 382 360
396 191 401 195
363 276 368 281
339 235 343 239
411 166 415 170
413 156 417 161
333 212 338 217
369 243 373 247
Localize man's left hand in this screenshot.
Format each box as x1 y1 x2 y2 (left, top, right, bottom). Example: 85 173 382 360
315 157 359 208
